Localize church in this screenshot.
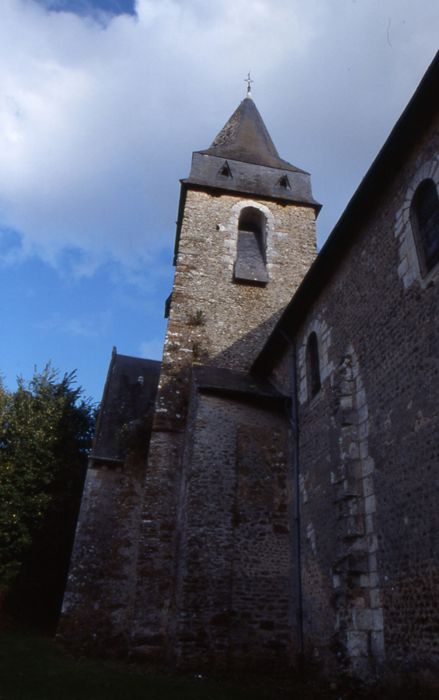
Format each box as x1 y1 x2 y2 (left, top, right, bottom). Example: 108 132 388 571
59 53 439 680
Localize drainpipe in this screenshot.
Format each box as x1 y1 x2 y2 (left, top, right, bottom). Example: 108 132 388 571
280 333 304 669
291 341 304 669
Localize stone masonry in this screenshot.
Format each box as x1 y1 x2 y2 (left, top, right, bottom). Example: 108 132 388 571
130 190 317 662
260 59 439 678
60 94 319 669
61 55 439 683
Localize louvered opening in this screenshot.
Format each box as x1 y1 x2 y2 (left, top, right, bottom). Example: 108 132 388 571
234 208 268 284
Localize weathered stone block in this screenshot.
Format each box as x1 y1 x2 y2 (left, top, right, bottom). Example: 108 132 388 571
353 608 373 630
346 630 368 657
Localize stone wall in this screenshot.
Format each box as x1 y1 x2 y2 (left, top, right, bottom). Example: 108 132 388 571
172 392 294 670
129 188 317 662
60 109 439 679
58 457 144 655
268 114 439 677
161 190 316 417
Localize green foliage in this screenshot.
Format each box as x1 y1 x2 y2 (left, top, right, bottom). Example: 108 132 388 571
0 366 95 593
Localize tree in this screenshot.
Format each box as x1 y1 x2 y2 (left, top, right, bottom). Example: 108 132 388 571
0 366 95 624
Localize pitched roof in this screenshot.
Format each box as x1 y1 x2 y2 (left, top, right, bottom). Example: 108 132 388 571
192 365 288 404
252 51 439 375
91 350 161 463
174 92 321 265
199 96 303 172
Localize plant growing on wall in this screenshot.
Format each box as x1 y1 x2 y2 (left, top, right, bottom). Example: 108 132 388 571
187 309 205 326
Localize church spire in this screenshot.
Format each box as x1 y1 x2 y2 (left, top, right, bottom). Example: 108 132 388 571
183 91 320 210
201 95 295 171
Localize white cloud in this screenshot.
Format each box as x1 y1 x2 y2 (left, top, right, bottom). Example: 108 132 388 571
0 0 438 269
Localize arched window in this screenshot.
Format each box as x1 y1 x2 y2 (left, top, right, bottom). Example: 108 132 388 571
411 178 439 274
234 207 268 284
306 332 321 399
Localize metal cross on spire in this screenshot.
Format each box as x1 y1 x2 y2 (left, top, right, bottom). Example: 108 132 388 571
244 71 254 98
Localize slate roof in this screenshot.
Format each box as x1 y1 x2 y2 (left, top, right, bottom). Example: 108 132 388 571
174 95 320 264
200 96 303 172
192 365 288 405
183 95 320 207
91 350 161 463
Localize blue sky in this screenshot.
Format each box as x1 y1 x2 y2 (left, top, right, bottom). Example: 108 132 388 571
35 1 135 16
1 1 438 401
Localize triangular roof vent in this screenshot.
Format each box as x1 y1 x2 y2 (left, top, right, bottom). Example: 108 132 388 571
278 175 291 189
218 161 232 178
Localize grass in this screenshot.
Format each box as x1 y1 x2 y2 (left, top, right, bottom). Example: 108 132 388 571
1 626 438 700
0 628 298 700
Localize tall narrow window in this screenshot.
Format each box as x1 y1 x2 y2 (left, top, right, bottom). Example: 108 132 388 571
306 332 321 399
411 178 439 274
234 207 268 284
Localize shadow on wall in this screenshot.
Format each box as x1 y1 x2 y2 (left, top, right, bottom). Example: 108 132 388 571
205 309 284 374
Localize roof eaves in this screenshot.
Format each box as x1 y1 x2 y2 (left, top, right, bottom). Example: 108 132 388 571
180 179 321 210
197 149 308 174
252 51 439 375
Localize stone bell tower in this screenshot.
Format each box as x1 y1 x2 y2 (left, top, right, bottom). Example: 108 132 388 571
131 88 320 664
154 88 319 423
60 86 320 669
